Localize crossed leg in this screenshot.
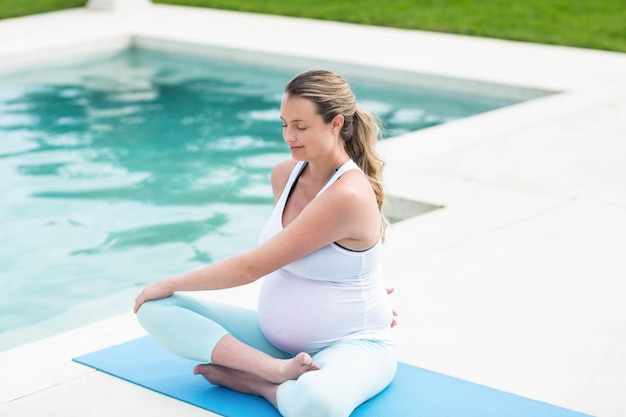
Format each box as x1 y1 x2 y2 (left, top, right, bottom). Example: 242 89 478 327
194 334 320 407
194 363 280 407
209 334 319 384
136 294 319 407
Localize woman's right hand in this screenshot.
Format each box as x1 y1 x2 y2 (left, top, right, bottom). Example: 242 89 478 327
133 280 174 313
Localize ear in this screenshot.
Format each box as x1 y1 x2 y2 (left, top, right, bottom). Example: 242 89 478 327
331 114 344 132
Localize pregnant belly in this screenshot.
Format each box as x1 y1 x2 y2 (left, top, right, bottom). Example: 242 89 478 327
257 270 390 354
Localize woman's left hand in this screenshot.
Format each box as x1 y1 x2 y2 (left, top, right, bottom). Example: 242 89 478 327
386 288 398 328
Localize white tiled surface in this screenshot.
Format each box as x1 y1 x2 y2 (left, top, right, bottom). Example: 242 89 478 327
1 4 625 417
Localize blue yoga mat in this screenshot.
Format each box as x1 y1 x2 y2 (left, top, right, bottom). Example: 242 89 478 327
73 336 592 417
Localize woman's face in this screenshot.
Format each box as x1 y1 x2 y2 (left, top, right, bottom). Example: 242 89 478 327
280 94 338 161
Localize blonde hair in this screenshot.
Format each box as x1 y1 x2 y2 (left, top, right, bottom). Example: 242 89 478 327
285 69 388 238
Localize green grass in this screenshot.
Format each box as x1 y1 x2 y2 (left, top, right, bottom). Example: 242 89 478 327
155 0 625 52
1 0 624 52
0 0 85 19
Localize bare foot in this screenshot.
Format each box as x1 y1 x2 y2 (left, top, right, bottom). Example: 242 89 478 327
194 364 279 407
270 352 320 384
208 335 319 385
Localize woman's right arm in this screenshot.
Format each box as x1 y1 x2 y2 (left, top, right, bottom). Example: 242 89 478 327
135 158 371 313
133 251 265 312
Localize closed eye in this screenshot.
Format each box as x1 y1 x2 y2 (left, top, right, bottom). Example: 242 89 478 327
282 124 307 131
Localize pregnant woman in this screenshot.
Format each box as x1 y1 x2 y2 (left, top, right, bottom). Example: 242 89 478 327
134 69 397 417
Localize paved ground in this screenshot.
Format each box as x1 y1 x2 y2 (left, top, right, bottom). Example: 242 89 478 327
1 4 625 417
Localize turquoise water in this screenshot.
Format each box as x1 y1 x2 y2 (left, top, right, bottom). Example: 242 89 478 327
0 48 520 349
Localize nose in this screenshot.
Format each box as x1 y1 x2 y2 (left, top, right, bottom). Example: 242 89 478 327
283 127 296 143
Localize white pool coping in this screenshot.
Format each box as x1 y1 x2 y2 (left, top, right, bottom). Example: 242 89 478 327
1 5 625 417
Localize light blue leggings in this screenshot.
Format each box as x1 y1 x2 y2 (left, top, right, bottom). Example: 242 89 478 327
137 293 396 417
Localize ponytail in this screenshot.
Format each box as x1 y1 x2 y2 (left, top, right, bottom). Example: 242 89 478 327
343 106 388 239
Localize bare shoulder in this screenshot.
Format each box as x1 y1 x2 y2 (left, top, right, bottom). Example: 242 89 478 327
270 159 298 201
333 169 375 200
323 169 380 248
324 169 378 218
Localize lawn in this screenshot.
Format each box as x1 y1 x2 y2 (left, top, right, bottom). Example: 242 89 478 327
0 0 85 19
0 0 624 52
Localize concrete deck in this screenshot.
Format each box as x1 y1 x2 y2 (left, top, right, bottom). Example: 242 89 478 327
1 5 625 417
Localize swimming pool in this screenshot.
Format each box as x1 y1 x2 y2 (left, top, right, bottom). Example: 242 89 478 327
0 48 522 350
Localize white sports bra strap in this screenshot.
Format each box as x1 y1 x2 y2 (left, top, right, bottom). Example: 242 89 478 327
317 160 360 196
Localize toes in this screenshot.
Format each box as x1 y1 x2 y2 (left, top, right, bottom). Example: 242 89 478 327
298 353 319 370
288 353 320 376
193 363 211 375
299 352 312 366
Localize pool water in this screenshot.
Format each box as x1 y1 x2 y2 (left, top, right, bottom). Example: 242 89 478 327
0 48 520 350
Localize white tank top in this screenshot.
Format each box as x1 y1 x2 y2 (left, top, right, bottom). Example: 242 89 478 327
257 160 393 354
